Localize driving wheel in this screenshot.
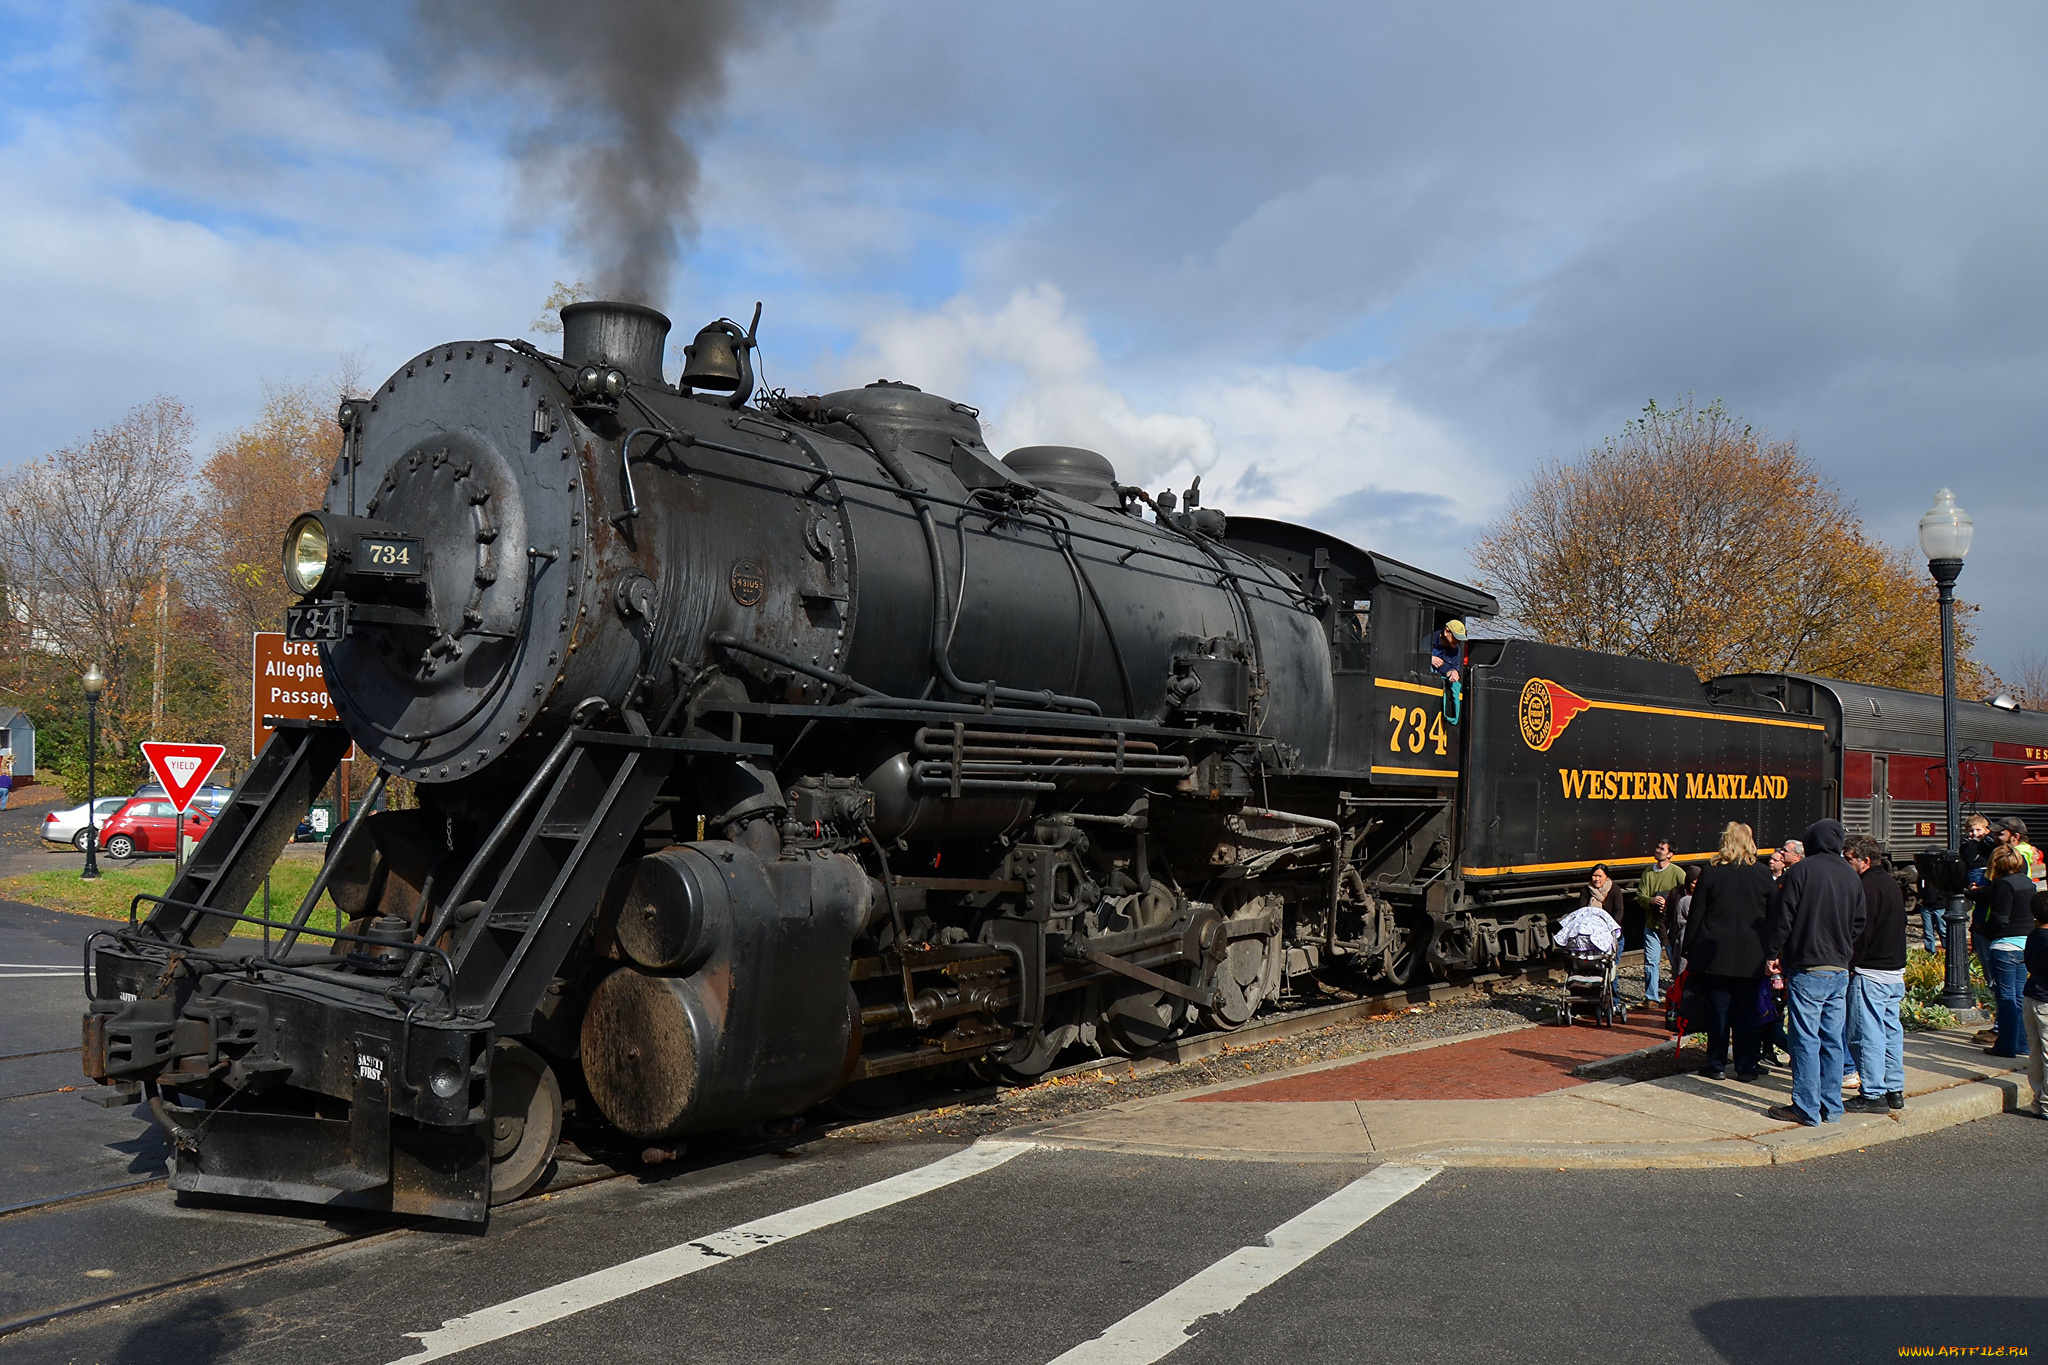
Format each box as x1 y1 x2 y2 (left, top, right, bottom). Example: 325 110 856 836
486 1039 562 1206
105 834 135 860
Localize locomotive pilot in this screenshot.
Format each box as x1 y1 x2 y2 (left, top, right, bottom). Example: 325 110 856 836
1431 620 1468 724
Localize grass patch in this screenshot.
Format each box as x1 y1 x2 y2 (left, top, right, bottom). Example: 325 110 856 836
1901 947 1990 1029
0 858 345 940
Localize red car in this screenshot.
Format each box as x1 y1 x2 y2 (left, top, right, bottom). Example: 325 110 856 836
98 798 213 860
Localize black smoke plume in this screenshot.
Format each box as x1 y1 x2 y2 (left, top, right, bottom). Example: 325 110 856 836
407 0 810 305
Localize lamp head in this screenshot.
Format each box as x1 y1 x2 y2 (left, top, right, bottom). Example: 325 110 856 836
1918 488 1974 564
82 664 106 697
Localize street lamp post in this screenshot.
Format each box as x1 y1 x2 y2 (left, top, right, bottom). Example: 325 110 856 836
81 664 106 881
1918 489 1975 1012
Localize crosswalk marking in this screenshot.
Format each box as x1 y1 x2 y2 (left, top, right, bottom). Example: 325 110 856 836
1044 1163 1442 1365
390 1138 1037 1363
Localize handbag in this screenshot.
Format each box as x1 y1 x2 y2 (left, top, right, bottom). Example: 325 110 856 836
1665 969 1690 1033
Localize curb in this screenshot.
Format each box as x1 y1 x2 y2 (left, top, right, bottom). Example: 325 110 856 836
1569 1033 1705 1079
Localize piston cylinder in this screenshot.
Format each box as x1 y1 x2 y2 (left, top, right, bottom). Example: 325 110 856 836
580 842 869 1139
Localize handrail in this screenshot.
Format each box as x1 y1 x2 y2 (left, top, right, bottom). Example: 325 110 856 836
118 893 456 1004
402 705 603 987
276 772 389 957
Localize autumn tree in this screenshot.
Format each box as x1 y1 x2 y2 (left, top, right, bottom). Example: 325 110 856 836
531 279 591 334
2000 654 2048 711
190 383 345 767
1470 399 1988 694
0 397 202 792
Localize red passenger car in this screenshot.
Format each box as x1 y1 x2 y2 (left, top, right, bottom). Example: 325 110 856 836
1712 673 2048 856
97 797 214 861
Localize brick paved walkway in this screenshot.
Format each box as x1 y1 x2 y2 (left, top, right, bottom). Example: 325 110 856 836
1189 1017 1675 1103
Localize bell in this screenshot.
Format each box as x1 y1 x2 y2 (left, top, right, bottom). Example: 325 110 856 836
681 322 744 391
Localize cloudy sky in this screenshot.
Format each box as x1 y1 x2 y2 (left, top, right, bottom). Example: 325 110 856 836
2 2 2041 678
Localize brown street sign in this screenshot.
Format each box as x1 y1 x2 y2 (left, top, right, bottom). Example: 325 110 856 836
252 632 341 755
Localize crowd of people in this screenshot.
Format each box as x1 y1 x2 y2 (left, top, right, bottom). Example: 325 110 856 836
1570 816 2048 1126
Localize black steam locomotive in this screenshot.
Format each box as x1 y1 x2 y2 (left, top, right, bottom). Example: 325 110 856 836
79 301 2028 1222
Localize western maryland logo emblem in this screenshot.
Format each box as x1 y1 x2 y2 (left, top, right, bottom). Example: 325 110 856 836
1518 677 1595 752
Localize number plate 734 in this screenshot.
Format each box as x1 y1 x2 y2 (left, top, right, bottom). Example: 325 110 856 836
285 603 348 642
357 537 422 575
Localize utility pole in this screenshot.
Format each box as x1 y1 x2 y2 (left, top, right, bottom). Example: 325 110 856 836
150 571 168 733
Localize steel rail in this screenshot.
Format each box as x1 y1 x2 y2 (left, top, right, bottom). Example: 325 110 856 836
0 1177 167 1221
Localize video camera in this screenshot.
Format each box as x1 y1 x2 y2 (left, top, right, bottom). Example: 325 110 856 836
1913 849 1967 898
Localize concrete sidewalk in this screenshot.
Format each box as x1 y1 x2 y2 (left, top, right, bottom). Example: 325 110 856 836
1011 1019 2039 1169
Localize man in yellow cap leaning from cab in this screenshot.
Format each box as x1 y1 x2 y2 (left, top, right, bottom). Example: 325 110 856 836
1431 619 1468 724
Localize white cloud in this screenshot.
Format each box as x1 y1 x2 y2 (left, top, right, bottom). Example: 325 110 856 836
826 285 1489 568
832 284 1218 485
0 145 564 463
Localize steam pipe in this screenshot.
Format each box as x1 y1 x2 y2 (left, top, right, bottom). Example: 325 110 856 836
838 411 1100 716
859 816 919 1012
708 631 882 698
610 428 682 527
1036 506 1138 718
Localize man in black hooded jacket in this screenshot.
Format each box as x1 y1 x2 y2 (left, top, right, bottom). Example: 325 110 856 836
1763 819 1866 1125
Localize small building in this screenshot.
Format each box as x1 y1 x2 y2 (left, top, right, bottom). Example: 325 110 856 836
0 707 34 783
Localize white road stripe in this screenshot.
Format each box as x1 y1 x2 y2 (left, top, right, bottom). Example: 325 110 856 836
0 971 74 978
0 963 76 969
391 1138 1037 1363
1046 1163 1442 1365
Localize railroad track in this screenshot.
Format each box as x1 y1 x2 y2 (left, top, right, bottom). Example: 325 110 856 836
1055 958 1562 1082
0 960 1563 1341
0 1163 631 1341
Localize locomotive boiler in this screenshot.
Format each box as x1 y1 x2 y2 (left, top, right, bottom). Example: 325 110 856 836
79 300 1825 1222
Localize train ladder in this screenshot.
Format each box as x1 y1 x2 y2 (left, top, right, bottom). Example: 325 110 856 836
146 718 353 950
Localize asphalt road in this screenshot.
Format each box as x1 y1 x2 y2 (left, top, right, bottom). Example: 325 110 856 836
6 1119 2043 1365
5 898 2042 1365
0 785 86 883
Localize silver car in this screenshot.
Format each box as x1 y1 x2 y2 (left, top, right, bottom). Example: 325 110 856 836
41 797 131 851
133 783 232 816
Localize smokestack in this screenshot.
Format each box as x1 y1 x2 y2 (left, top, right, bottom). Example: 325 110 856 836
560 301 672 385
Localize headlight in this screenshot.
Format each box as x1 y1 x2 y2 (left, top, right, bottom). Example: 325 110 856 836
427 1058 466 1100
284 515 330 595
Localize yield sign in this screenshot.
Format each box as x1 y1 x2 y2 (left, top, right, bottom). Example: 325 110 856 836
141 742 227 814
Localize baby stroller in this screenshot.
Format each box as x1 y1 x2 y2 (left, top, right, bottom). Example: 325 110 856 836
1556 906 1631 1028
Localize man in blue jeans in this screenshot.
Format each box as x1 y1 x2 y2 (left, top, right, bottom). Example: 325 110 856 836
1844 835 1909 1113
1763 819 1866 1126
1633 840 1685 1006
